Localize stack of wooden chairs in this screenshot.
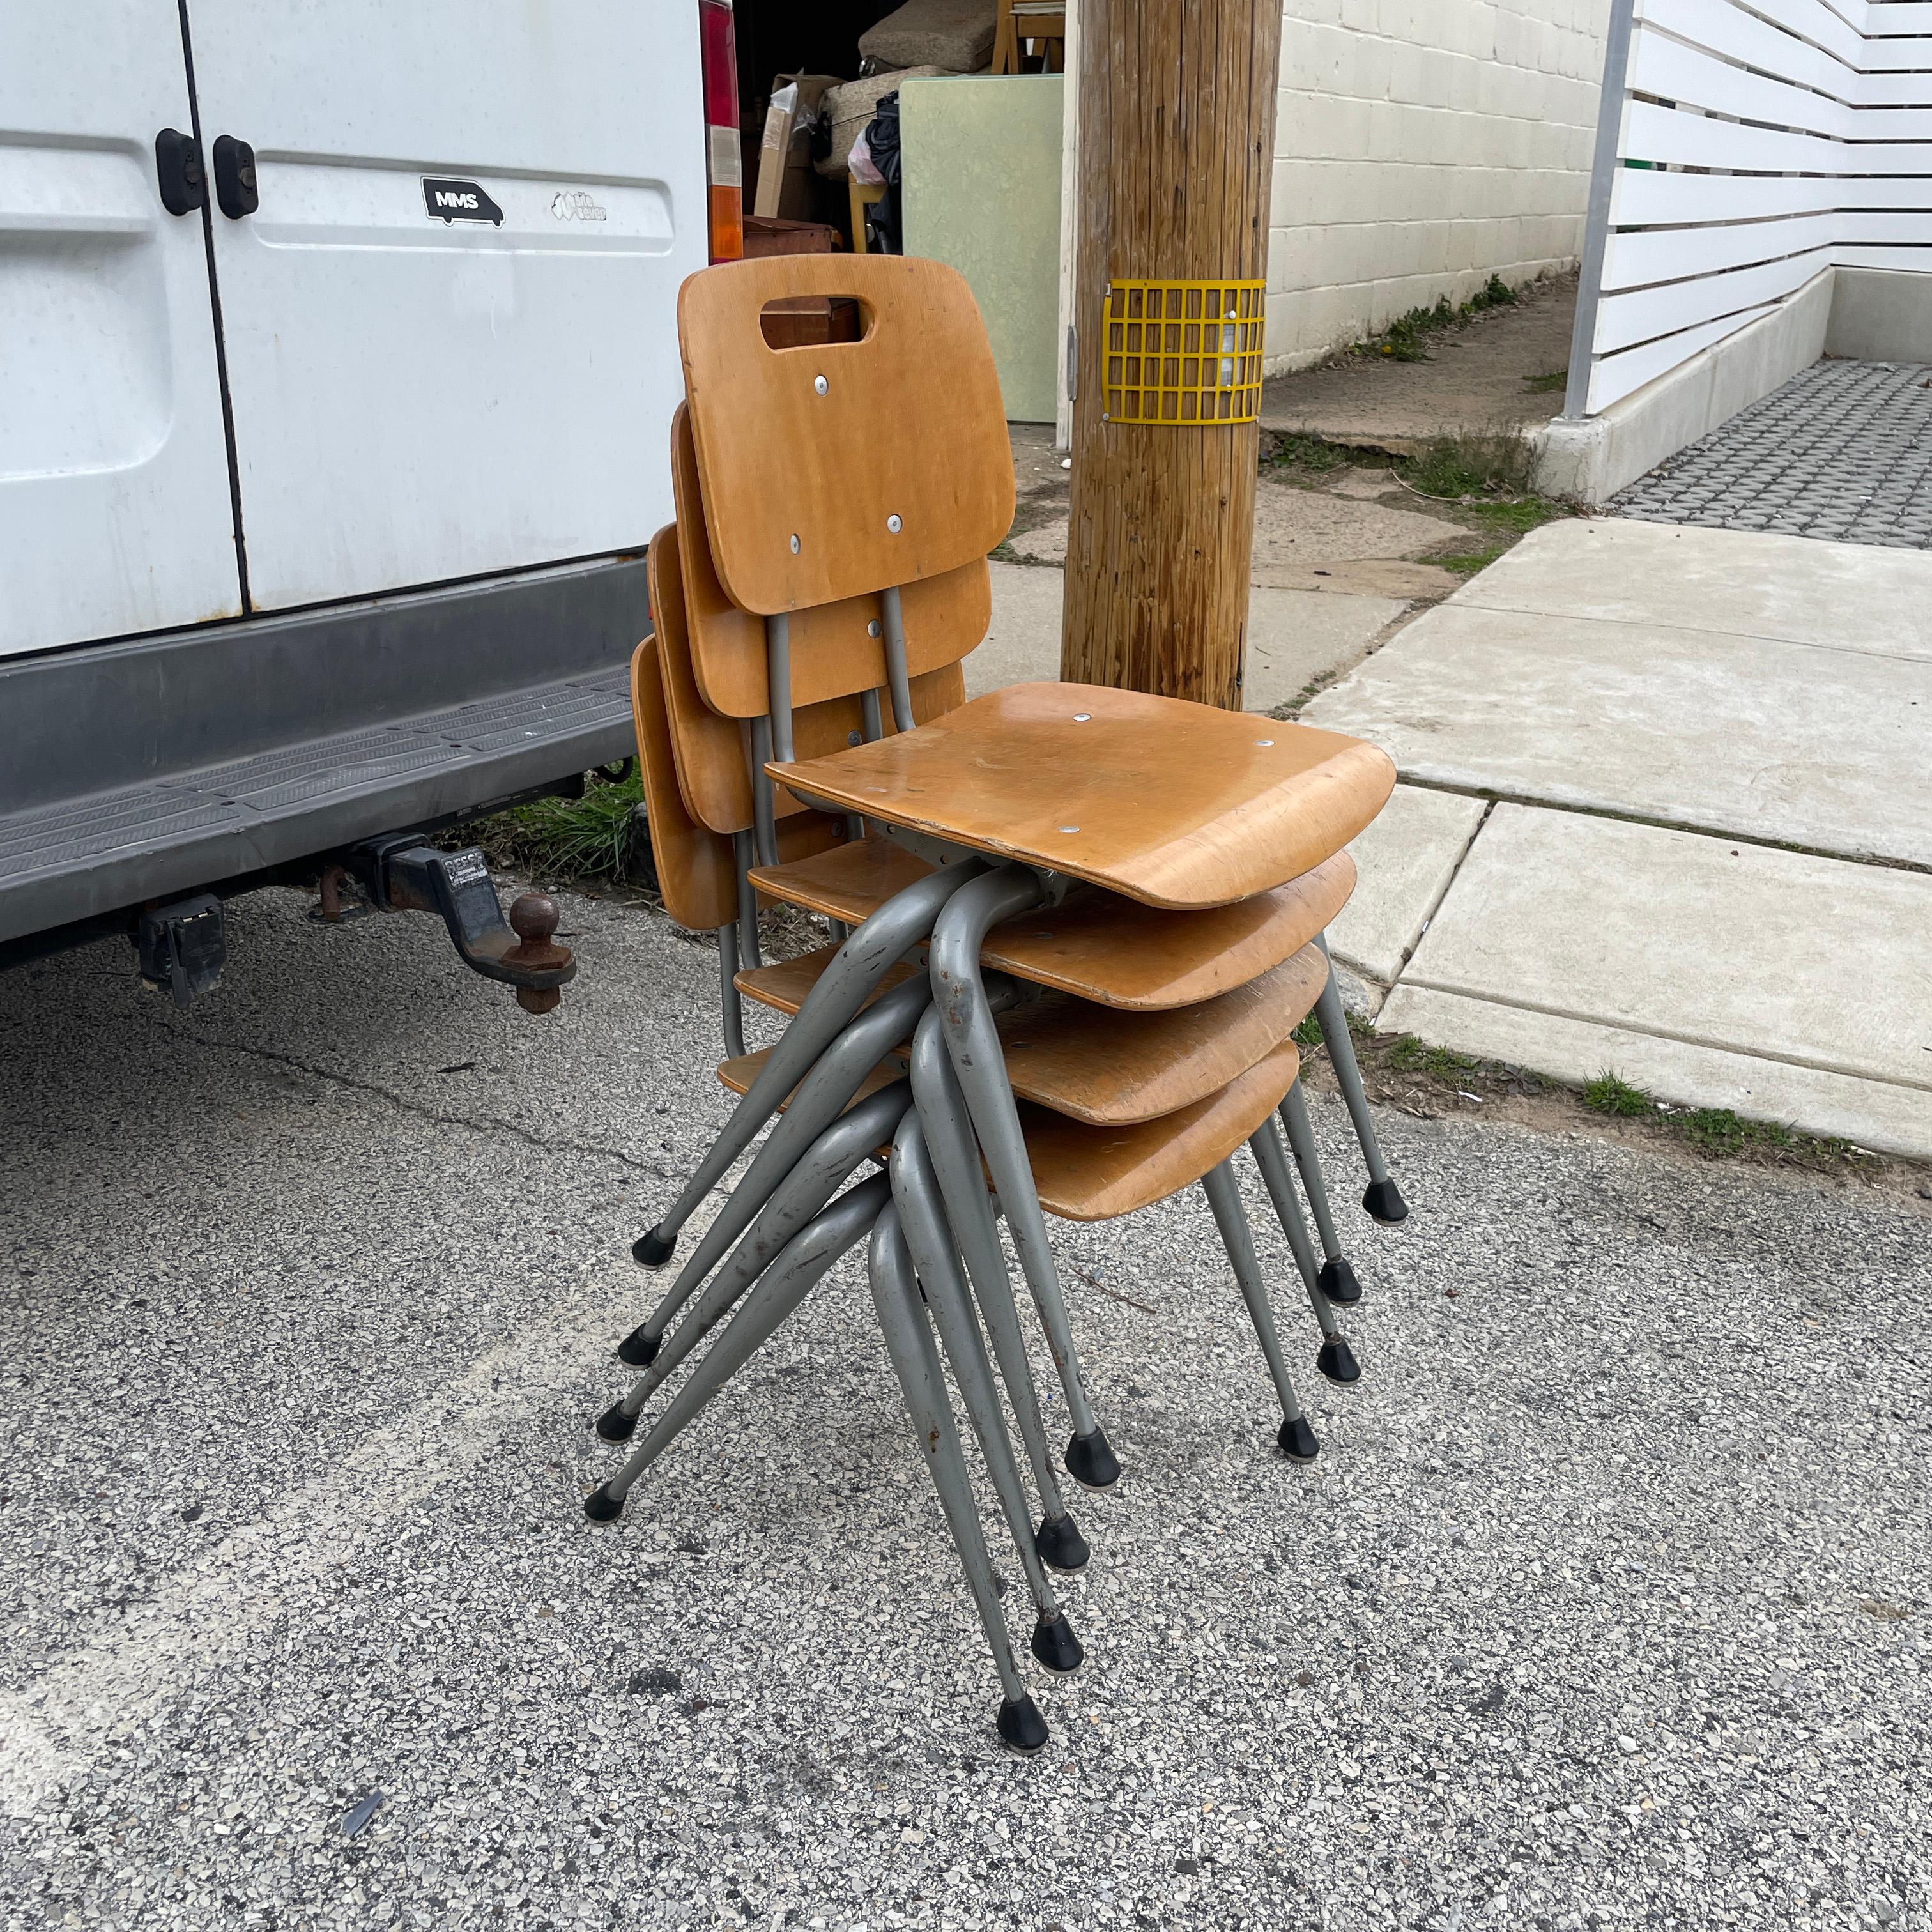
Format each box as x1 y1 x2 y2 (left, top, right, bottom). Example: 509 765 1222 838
583 252 1407 1752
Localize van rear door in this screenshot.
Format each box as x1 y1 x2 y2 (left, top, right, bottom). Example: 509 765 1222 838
0 4 244 657
183 0 706 612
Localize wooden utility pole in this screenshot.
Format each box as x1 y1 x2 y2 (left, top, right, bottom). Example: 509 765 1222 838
1060 0 1282 709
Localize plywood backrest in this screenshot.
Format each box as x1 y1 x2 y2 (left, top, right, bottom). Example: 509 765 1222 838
678 254 1015 614
629 625 736 934
652 514 967 838
670 405 988 718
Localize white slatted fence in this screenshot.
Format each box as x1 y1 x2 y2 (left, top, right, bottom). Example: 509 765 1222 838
1567 0 1932 416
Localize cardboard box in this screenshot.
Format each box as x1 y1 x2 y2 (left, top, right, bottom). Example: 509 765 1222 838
755 73 839 218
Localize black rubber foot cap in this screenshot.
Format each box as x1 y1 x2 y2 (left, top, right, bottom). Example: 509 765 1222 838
1064 1427 1121 1491
595 1402 639 1443
1361 1177 1409 1225
583 1484 624 1523
615 1325 661 1368
631 1227 677 1269
997 1692 1050 1755
1317 1256 1363 1305
1278 1415 1321 1463
1317 1337 1361 1386
1031 1611 1084 1676
1034 1513 1090 1573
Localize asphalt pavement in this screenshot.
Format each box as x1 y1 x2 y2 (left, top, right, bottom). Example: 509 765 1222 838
1 885 1927 1932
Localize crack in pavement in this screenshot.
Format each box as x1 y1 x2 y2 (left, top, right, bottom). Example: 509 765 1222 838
157 1019 670 1179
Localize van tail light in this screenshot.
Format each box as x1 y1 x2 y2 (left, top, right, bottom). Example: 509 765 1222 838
699 0 742 262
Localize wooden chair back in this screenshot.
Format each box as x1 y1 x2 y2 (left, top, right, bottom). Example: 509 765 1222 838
650 517 966 839
670 405 988 719
678 254 1015 614
638 532 849 928
630 630 735 933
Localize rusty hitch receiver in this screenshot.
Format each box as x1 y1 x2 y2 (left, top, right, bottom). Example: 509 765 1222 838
345 838 576 1015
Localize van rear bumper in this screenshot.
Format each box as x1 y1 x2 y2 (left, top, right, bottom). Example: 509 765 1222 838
0 556 647 947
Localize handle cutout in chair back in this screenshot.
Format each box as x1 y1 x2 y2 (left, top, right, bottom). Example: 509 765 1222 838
679 254 1015 615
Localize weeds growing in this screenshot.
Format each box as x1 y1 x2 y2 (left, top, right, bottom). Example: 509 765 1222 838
1363 274 1519 363
462 765 652 886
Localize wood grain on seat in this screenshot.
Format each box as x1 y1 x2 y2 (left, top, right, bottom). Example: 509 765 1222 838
735 950 917 1015
746 835 939 921
728 940 1324 1124
1023 1038 1302 1222
717 1046 907 1114
679 256 1015 614
654 515 965 836
994 947 1324 1123
986 855 1353 1008
747 843 1356 1009
769 682 1396 908
671 406 988 719
717 1037 1304 1224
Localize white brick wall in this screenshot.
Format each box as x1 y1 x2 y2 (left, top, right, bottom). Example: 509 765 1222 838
1266 0 1613 371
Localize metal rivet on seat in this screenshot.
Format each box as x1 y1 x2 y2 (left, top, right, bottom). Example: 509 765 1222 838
886 514 902 533
814 374 828 395
1255 738 1275 746
868 620 881 638
790 534 801 554
1072 712 1092 721
1057 825 1079 834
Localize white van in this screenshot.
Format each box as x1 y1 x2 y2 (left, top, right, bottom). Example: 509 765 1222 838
1 1 739 1002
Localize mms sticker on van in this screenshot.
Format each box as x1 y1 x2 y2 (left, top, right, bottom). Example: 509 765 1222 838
422 178 503 226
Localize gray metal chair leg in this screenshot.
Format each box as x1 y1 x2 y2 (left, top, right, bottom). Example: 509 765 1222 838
631 859 986 1270
866 1204 1050 1755
930 865 1118 1491
1278 1078 1363 1306
599 1083 912 1436
1199 1159 1321 1464
907 1008 1087 1571
1246 1123 1361 1388
890 1117 1084 1680
733 831 763 972
585 1173 891 1518
1314 932 1407 1225
618 974 932 1365
717 921 747 1061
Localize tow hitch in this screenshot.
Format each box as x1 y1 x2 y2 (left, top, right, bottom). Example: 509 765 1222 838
342 839 576 1015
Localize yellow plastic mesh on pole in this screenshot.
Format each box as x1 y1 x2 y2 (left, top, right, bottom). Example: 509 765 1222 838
1100 279 1266 425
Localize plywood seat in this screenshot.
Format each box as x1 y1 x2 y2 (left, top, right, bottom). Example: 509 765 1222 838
992 947 1323 1124
719 1037 1303 1225
730 942 1325 1125
748 839 1356 1011
769 682 1395 910
735 950 918 1015
719 1046 908 1116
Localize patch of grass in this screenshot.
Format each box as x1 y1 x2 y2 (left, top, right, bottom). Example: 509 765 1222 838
1360 273 1521 363
1466 494 1570 535
1386 1034 1478 1080
1268 432 1356 475
1584 1071 1656 1118
1433 547 1506 578
1292 1013 1324 1048
1399 433 1535 500
1523 369 1569 394
1680 1108 1802 1158
464 765 652 886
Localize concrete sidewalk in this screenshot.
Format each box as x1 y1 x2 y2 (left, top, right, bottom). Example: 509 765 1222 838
1303 518 1932 1158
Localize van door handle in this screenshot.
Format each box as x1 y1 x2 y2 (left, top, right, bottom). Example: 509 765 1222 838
155 128 206 215
212 135 259 218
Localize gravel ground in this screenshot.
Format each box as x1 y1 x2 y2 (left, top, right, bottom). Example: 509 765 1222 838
1 885 1927 1932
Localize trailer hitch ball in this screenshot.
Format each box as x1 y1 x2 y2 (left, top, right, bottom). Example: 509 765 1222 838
507 893 570 1016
